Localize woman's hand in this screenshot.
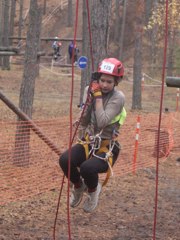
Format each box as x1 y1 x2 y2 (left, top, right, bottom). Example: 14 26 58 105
90 81 102 99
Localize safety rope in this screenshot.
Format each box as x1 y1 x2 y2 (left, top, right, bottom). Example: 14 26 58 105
69 0 95 144
53 0 124 238
53 0 92 239
153 1 169 239
67 1 80 238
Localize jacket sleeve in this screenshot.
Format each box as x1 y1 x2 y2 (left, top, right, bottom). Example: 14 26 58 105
95 91 125 129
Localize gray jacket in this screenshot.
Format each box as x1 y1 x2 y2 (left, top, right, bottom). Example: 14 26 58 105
79 87 125 140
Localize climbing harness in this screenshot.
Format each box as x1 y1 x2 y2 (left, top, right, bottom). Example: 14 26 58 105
76 107 127 186
77 131 120 186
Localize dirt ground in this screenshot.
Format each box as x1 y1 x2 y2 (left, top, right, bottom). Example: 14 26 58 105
0 156 179 240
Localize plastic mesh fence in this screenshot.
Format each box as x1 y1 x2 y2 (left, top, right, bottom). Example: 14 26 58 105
1 111 179 205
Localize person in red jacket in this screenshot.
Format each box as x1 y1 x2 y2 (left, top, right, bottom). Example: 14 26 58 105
59 58 126 213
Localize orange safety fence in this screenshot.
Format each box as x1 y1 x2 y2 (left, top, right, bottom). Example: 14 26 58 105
0 112 179 205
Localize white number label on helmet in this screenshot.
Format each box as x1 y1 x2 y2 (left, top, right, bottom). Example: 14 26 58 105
100 61 115 74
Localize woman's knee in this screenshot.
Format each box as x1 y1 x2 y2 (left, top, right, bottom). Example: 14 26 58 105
59 152 68 170
80 161 94 178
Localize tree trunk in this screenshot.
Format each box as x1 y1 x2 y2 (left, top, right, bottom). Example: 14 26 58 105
175 45 180 76
132 29 142 110
167 0 175 77
119 0 127 60
67 0 73 27
79 0 91 104
14 0 42 166
43 0 47 15
150 0 158 77
90 0 112 69
167 30 175 76
2 0 10 70
19 1 42 117
114 0 121 43
79 0 111 104
0 0 3 66
9 0 16 45
18 0 23 40
144 0 153 25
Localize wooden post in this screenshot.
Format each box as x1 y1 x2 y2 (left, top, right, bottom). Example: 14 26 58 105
0 90 61 156
9 36 82 42
0 51 45 56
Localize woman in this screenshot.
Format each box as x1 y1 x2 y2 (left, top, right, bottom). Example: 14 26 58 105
59 58 125 213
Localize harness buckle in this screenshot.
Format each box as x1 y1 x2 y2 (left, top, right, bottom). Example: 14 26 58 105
90 134 102 150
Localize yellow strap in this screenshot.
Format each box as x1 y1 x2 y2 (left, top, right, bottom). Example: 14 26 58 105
83 143 89 159
78 136 89 159
96 143 113 187
78 137 113 186
102 156 113 187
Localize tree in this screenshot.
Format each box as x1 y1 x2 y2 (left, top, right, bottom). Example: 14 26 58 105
9 0 16 46
79 0 91 104
79 0 112 103
118 0 128 60
114 0 122 43
0 0 3 66
67 0 73 27
175 46 180 76
90 0 112 69
144 0 153 24
132 18 143 110
43 0 47 15
2 0 10 70
19 0 42 118
18 0 24 40
167 1 176 76
149 0 158 77
14 0 42 166
145 0 180 76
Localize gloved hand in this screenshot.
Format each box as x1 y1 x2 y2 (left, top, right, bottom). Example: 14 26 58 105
90 81 102 99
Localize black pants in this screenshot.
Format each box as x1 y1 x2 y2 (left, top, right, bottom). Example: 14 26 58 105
53 47 60 55
59 142 120 189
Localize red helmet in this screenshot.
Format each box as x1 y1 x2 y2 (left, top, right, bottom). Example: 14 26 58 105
98 58 124 77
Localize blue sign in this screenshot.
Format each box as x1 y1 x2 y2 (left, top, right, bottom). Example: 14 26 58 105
78 56 88 69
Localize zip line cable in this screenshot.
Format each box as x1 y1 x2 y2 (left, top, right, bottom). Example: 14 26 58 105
153 1 169 239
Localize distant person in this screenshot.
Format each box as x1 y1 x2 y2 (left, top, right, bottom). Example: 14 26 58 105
52 36 62 60
74 46 80 65
68 41 74 61
68 41 79 64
